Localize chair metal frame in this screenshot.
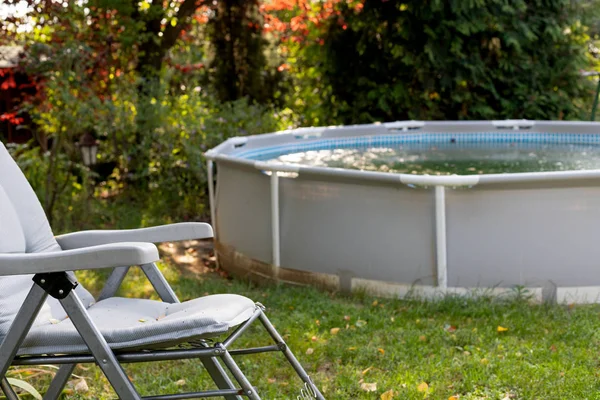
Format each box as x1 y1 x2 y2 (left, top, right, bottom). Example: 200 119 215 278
0 262 325 400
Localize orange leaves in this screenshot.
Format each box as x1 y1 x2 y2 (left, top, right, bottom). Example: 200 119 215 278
1 74 16 91
417 382 429 392
277 63 290 72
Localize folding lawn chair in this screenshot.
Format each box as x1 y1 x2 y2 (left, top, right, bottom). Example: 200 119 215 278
0 141 324 400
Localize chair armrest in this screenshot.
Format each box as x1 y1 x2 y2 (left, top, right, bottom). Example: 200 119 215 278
0 242 159 276
55 222 214 250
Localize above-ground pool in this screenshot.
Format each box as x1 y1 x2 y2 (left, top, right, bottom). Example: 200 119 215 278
206 120 600 304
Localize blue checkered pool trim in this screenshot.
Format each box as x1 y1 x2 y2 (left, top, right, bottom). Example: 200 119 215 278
235 132 600 160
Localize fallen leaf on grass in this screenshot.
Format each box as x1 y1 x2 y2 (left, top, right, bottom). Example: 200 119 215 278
361 366 373 375
444 324 457 332
381 389 395 399
417 382 429 392
356 320 367 327
360 382 377 392
497 326 509 332
378 348 385 355
448 396 459 400
306 348 314 355
74 379 89 393
175 379 186 386
330 327 340 335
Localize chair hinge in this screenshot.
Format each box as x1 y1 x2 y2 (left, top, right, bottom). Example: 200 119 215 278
32 272 79 299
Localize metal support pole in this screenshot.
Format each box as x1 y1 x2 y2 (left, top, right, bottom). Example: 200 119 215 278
0 284 48 379
98 266 130 301
1 378 19 400
141 263 179 304
258 311 325 400
207 160 217 235
43 364 76 400
60 292 141 400
435 185 448 289
270 172 280 275
592 77 600 121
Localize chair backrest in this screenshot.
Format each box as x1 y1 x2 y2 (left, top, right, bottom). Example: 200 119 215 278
0 142 70 340
0 142 62 254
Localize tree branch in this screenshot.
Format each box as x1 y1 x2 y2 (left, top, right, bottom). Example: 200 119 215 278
161 0 205 51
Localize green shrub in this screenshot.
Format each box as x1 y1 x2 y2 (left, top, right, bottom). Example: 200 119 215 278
318 0 596 123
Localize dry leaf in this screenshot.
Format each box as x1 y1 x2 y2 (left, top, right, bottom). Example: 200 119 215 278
372 300 378 306
74 379 89 393
330 327 340 335
268 378 276 384
381 389 395 399
419 335 427 342
378 348 385 355
360 382 377 392
175 379 186 386
311 336 318 342
497 326 509 332
361 366 373 375
444 324 457 332
417 382 429 392
344 315 351 321
306 348 314 355
448 396 459 400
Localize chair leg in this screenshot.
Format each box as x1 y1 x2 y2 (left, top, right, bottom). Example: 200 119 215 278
258 310 325 400
1 378 19 400
60 291 141 400
196 342 243 400
98 266 130 301
216 344 261 400
0 283 48 379
43 364 76 400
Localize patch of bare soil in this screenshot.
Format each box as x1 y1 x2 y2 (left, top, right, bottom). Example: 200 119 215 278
158 239 229 279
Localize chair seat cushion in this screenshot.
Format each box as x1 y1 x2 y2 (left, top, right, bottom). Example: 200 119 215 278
18 294 256 355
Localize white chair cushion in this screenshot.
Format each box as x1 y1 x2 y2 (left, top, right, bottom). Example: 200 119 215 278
0 142 61 254
18 294 257 355
0 184 26 254
0 142 95 336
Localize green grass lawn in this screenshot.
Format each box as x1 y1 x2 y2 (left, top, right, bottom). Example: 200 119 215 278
7 255 600 400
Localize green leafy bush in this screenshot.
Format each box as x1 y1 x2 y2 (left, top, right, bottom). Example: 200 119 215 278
318 0 595 123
